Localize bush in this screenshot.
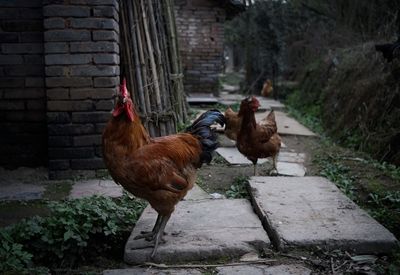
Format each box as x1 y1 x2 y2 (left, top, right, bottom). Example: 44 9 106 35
0 195 146 272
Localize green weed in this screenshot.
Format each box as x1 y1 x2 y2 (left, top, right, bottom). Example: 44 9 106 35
226 176 249 199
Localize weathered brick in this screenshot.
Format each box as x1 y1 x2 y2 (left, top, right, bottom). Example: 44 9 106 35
1 20 43 32
71 111 110 123
4 65 43 76
26 99 45 110
69 87 116 99
4 111 45 122
48 136 73 147
70 65 119 76
49 147 94 159
70 0 118 8
70 18 118 30
93 6 119 20
44 30 90 42
43 5 90 17
19 32 43 43
23 55 44 65
0 100 24 110
93 53 119 64
47 112 71 123
45 42 68 53
47 100 93 111
92 30 118 41
3 88 44 99
46 77 92 87
70 41 119 53
0 32 19 43
44 18 66 29
93 76 119 87
48 123 94 135
45 66 70 76
95 99 113 110
0 77 25 88
0 0 42 8
1 43 43 54
95 123 107 134
73 134 101 146
45 54 92 65
49 159 70 170
18 8 43 19
47 88 69 100
0 55 24 65
25 77 44 87
71 158 105 169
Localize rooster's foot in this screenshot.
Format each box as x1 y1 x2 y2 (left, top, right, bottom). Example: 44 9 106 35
269 169 278 176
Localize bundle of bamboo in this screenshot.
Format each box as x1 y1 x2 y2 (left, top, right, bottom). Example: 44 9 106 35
120 0 187 136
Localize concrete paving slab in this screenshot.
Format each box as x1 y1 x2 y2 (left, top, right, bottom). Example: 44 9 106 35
187 93 218 104
183 184 211 200
276 162 306 177
255 97 286 111
221 84 240 93
125 199 270 264
104 268 202 275
216 264 312 275
216 147 269 165
69 179 123 199
255 111 316 136
0 182 45 201
278 152 305 163
248 176 398 254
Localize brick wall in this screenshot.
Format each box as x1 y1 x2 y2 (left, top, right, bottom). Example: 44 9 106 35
44 0 120 179
0 0 47 168
175 0 225 96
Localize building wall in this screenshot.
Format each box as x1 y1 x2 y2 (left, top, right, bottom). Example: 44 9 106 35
0 0 47 168
43 0 120 179
175 0 225 96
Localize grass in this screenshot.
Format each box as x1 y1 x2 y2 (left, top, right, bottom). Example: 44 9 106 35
225 176 249 199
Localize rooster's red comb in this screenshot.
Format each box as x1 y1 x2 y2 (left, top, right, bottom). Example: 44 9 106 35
120 78 128 97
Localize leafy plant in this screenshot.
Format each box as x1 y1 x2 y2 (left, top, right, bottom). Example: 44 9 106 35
226 176 249 199
2 194 146 270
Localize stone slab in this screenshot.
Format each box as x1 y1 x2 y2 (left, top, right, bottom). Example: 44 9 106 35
278 152 305 163
0 182 45 201
183 184 211 200
69 179 123 199
221 84 239 93
104 268 202 275
216 264 312 275
124 199 270 264
186 93 218 104
276 162 306 177
216 147 269 165
255 111 316 136
255 97 286 111
104 264 311 275
248 176 398 254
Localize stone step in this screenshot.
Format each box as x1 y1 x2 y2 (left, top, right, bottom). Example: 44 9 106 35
104 264 311 275
124 199 270 264
248 176 398 254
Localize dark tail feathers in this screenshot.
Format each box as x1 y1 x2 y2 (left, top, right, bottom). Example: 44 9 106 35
186 109 225 164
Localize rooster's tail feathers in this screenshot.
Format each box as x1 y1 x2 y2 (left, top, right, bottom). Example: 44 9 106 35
186 109 225 164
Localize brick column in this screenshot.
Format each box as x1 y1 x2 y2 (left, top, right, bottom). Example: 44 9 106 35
44 0 120 179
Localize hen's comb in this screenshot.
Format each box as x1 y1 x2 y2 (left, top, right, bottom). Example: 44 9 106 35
120 78 128 97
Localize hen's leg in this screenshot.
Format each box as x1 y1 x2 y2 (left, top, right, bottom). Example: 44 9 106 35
134 214 162 241
269 155 278 176
150 214 171 259
253 164 257 176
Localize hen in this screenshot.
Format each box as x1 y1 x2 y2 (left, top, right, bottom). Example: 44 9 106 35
261 79 273 97
236 96 281 176
102 79 225 258
224 106 241 141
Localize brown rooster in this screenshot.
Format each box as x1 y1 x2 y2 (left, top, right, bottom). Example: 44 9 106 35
102 79 225 258
236 96 281 176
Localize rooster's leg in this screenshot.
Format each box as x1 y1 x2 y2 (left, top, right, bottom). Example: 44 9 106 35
134 214 162 241
253 164 257 176
150 214 171 259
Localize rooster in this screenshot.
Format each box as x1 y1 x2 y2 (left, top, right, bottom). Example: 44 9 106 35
236 96 281 176
102 79 225 258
